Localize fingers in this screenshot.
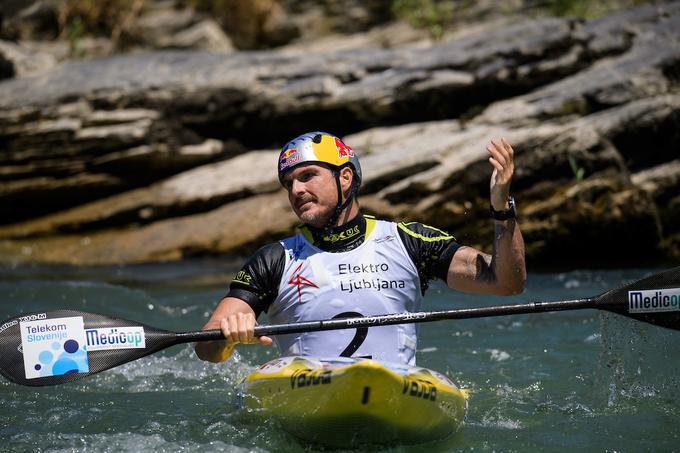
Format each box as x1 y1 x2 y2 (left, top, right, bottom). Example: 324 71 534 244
259 336 274 346
488 138 515 209
486 140 507 167
486 139 514 167
488 157 504 173
487 138 515 181
219 312 261 345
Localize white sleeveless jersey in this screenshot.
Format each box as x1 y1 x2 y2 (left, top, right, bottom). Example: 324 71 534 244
269 218 423 365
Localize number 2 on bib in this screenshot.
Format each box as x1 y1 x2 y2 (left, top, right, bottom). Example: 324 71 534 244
332 311 370 358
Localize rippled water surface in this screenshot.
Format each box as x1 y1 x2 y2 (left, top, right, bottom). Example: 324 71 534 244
1 262 678 452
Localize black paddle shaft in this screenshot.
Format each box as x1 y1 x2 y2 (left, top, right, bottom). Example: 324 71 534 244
182 299 594 341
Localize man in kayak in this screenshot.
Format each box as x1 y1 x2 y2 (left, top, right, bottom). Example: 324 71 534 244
195 132 525 365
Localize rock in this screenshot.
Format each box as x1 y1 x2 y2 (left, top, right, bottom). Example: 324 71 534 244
0 99 238 223
205 0 299 49
280 0 392 48
349 121 502 199
632 159 680 202
586 95 680 173
0 2 679 267
521 177 663 267
479 3 680 126
632 159 680 238
0 52 14 79
0 40 57 77
0 149 279 239
132 3 199 40
0 192 296 265
157 19 234 52
0 0 57 41
279 21 432 55
130 4 234 53
0 173 125 227
346 94 677 265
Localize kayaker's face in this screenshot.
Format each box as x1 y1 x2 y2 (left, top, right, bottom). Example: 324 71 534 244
283 163 341 228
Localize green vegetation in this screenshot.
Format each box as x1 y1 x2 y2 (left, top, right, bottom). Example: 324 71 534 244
568 155 586 181
391 0 456 41
53 0 284 52
55 0 146 55
389 0 656 40
37 0 662 55
541 0 652 19
66 14 85 58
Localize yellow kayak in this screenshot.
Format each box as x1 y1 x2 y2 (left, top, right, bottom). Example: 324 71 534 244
238 356 468 447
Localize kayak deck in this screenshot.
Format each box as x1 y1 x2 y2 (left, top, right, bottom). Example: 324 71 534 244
238 356 468 447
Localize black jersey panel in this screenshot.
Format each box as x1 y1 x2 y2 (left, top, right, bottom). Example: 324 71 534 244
396 222 461 294
226 242 285 316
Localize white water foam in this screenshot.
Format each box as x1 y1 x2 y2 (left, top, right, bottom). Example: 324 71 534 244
25 432 269 453
486 349 511 362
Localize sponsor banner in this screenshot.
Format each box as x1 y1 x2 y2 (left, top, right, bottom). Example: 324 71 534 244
85 327 146 351
20 316 89 380
628 288 680 313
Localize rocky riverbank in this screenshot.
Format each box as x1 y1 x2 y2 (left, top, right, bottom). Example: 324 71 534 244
0 1 678 268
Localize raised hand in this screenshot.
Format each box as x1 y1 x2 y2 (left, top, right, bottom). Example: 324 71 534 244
486 138 515 210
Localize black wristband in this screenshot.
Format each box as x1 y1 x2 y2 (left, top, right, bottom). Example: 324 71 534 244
490 196 517 221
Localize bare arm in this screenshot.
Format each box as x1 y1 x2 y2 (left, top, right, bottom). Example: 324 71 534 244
194 296 273 363
447 218 525 295
447 138 526 295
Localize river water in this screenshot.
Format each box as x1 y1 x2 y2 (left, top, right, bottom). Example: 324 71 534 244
1 261 678 452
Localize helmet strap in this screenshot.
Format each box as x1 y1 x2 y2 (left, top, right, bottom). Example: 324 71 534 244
323 169 356 234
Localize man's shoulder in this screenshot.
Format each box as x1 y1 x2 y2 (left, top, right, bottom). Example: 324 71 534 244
247 241 286 264
278 227 311 249
258 227 308 250
254 240 286 253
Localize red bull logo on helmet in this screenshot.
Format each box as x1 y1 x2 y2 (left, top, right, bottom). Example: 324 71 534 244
335 137 353 159
279 148 300 171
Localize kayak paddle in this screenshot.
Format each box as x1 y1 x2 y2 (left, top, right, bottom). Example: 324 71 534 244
1 266 678 387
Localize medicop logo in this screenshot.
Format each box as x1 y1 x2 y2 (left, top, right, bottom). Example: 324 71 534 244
628 288 680 313
20 316 89 380
85 327 145 351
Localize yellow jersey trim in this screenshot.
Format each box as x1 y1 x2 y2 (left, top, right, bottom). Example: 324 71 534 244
300 226 314 244
397 222 456 242
365 216 377 240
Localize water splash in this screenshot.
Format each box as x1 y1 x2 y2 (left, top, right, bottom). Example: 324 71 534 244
598 311 680 412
